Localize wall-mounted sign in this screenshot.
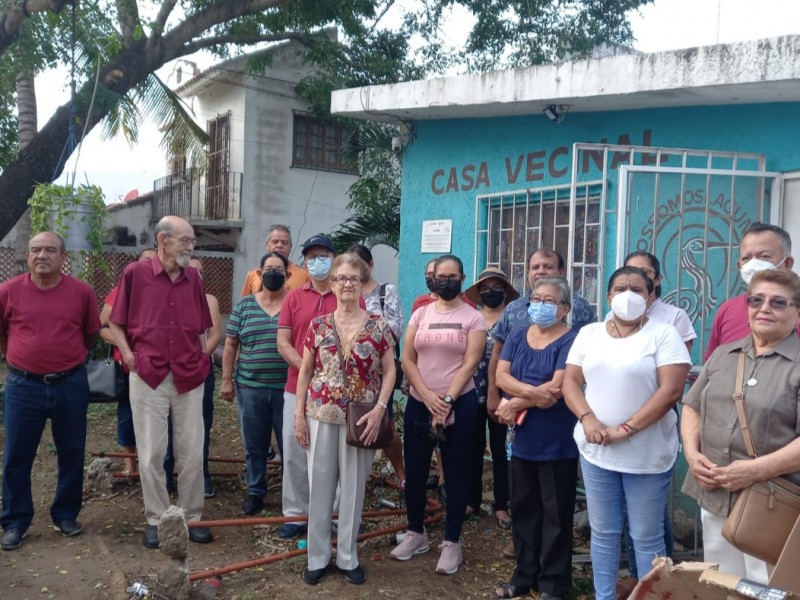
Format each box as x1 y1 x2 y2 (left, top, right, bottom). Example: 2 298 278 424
421 219 452 253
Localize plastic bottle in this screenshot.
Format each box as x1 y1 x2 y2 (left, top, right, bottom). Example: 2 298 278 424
197 577 222 599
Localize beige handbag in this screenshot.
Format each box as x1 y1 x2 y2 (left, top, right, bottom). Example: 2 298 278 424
721 352 800 565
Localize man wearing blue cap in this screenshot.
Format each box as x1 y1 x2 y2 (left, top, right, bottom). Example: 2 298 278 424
276 235 365 538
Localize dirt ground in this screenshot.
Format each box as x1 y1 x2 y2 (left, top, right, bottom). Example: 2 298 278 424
0 366 595 600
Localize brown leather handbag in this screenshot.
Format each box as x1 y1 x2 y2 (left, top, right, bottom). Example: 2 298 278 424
721 352 800 565
331 315 393 450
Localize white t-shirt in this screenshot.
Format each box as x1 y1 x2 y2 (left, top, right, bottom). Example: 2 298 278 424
604 298 697 342
566 320 691 473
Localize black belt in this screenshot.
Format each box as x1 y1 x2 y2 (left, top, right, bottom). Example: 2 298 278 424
8 362 85 384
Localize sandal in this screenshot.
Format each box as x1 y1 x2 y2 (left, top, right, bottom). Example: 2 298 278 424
493 582 530 599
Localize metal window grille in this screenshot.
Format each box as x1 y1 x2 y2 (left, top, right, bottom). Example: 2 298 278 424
291 111 358 175
206 111 232 220
475 181 604 314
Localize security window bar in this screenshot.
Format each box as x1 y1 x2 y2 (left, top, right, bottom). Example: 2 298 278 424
292 111 358 175
475 181 603 315
206 111 231 220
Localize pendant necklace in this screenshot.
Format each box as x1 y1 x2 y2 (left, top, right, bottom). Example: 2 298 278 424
746 355 767 387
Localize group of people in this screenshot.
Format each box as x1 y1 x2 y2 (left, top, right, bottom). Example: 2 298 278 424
0 217 218 552
1 217 798 600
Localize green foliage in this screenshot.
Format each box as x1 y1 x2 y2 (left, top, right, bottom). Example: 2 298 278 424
28 182 109 280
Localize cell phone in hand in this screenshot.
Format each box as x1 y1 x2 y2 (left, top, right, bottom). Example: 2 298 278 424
498 398 527 426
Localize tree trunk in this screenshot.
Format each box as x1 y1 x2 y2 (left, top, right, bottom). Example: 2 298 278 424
13 67 36 274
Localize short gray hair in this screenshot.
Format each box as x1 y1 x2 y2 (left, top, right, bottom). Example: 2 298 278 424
153 220 172 244
531 276 571 306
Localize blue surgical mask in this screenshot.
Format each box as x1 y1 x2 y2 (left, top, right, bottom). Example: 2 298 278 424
306 256 332 280
527 301 559 327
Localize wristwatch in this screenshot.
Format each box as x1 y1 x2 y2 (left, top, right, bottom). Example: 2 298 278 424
443 395 454 405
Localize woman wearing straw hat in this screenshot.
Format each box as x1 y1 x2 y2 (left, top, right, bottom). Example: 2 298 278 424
463 268 520 527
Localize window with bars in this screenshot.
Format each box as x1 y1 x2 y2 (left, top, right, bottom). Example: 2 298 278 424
292 111 358 175
476 181 604 313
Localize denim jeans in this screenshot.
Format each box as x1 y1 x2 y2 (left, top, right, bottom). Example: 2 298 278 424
403 390 477 543
1 368 89 532
580 457 672 600
165 360 215 484
236 384 284 498
622 479 674 578
117 370 135 447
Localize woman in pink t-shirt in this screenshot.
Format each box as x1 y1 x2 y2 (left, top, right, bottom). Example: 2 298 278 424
390 254 486 575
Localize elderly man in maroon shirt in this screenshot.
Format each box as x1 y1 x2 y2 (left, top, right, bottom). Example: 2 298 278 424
0 231 100 551
109 216 214 549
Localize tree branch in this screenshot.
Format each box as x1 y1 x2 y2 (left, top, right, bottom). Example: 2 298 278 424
0 0 75 55
181 31 308 55
151 0 177 40
115 0 141 45
165 0 291 50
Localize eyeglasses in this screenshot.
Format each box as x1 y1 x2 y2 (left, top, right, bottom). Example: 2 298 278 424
479 285 506 294
434 275 461 283
261 268 286 276
306 252 332 261
334 275 362 286
746 295 796 311
167 234 197 246
531 297 566 306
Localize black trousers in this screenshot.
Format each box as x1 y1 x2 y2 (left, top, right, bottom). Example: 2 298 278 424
468 401 509 512
509 456 578 596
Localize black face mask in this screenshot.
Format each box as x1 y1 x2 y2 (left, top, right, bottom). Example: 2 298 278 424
480 289 505 308
425 275 437 294
435 278 462 301
261 271 286 291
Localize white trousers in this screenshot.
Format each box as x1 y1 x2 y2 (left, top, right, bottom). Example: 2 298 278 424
701 509 770 583
281 392 309 523
307 418 375 570
129 372 204 525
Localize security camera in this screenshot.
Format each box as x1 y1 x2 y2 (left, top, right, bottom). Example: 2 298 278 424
391 136 403 153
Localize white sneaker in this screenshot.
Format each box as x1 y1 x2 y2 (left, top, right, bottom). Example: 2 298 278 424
435 541 463 575
390 529 430 561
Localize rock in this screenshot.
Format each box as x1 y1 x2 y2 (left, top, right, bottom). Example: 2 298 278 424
574 509 590 537
86 458 114 492
158 506 190 600
672 509 701 550
159 506 189 560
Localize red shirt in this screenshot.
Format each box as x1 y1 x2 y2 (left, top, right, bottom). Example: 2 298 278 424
0 273 100 373
110 257 212 393
411 292 476 314
104 286 125 367
278 281 365 394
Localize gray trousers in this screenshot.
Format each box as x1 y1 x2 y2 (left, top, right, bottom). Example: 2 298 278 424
281 392 309 524
307 418 374 570
130 372 204 525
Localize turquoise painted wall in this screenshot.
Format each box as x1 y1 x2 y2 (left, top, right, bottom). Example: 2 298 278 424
398 102 800 322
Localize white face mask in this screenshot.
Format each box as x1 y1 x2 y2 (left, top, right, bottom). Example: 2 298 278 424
610 290 648 321
740 256 786 285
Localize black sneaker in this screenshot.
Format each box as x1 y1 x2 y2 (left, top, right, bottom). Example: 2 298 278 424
302 565 329 585
53 520 83 537
143 525 159 549
340 565 366 585
241 495 264 516
1 528 25 551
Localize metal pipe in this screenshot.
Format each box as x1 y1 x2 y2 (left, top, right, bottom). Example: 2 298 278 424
188 502 441 529
92 451 280 466
187 512 443 582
